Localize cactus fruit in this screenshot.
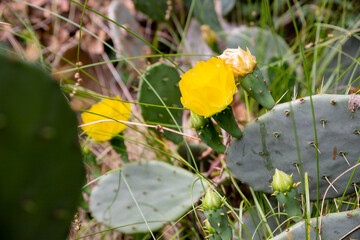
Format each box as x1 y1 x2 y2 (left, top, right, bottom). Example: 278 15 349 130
238 67 275 109
202 188 232 240
218 47 275 109
0 55 85 239
274 188 302 222
227 94 360 200
212 107 242 138
89 160 203 234
191 112 226 154
204 207 232 240
270 208 360 240
271 169 302 222
139 62 183 144
110 135 129 163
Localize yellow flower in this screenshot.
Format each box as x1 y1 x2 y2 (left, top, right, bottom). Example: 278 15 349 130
218 46 257 77
179 58 236 118
81 96 131 141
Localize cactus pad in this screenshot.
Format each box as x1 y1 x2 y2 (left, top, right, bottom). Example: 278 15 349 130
0 55 85 239
204 207 232 240
139 62 183 144
270 208 360 240
89 160 203 234
227 94 360 200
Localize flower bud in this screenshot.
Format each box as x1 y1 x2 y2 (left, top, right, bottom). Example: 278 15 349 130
202 188 222 210
190 111 207 130
201 25 217 45
271 169 294 193
218 46 257 77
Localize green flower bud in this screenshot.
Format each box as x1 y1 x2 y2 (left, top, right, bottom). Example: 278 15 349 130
190 111 207 130
202 188 222 210
271 169 294 193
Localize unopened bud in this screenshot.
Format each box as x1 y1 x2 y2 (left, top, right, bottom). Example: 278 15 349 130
271 169 294 193
202 188 222 210
218 46 257 77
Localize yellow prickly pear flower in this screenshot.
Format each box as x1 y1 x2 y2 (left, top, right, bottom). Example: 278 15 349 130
179 57 236 118
81 96 131 142
218 46 257 77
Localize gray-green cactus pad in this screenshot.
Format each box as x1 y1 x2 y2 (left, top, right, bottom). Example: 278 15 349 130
90 161 203 234
270 208 360 240
139 62 183 144
227 94 360 200
0 55 85 239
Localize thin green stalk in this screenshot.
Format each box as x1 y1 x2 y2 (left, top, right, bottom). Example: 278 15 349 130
250 187 273 238
305 172 311 240
76 0 88 64
286 3 320 239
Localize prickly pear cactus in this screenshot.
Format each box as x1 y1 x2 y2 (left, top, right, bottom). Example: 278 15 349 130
0 55 85 239
226 27 297 104
227 94 360 200
139 62 183 144
204 207 232 240
89 160 203 234
270 208 360 240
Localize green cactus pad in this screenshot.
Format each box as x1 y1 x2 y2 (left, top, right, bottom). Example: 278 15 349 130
239 67 275 109
197 119 226 154
270 208 360 240
213 107 242 138
110 135 129 163
227 94 360 200
275 188 302 222
0 55 85 239
139 62 183 144
204 207 232 240
89 160 203 234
